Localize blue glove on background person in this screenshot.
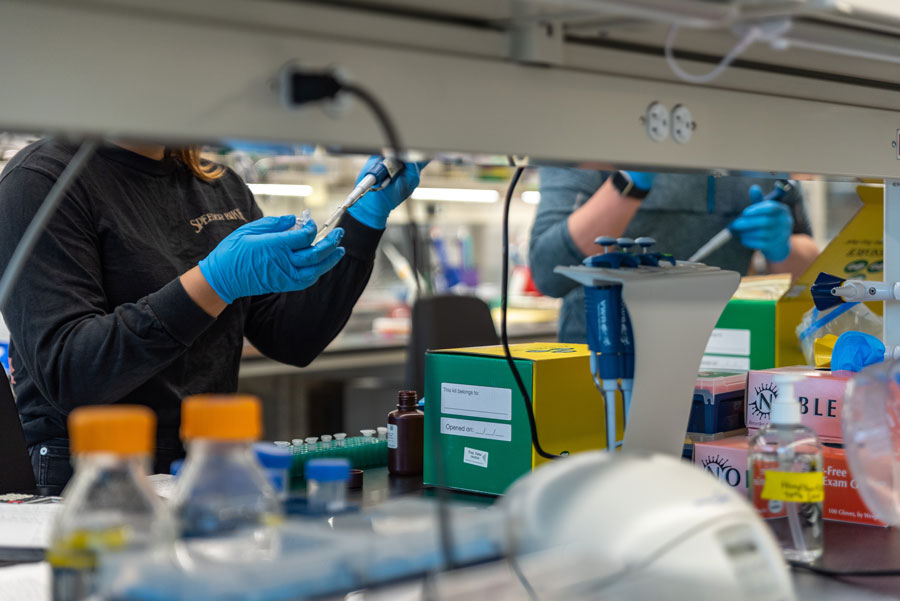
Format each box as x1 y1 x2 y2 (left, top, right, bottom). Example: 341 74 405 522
347 157 429 229
622 171 656 191
199 215 345 304
730 184 793 263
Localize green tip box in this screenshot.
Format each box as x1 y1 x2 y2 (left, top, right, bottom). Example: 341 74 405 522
424 342 622 495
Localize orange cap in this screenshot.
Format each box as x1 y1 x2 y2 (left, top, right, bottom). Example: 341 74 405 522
180 394 261 441
69 405 156 455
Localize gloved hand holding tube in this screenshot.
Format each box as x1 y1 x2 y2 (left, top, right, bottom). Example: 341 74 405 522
199 215 345 304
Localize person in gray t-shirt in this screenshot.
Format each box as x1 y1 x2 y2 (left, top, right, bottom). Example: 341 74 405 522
529 168 819 344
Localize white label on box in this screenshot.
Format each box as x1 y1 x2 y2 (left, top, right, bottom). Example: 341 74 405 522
387 424 398 449
440 417 512 442
463 447 489 468
701 355 751 371
441 383 512 421
704 329 751 356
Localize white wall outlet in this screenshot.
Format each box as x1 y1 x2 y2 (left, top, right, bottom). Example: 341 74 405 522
645 102 669 142
671 105 694 144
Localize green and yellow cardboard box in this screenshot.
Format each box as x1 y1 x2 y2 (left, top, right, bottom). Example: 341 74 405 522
702 185 883 370
424 342 622 495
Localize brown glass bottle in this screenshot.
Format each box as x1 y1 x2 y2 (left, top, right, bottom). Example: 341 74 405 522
387 390 424 476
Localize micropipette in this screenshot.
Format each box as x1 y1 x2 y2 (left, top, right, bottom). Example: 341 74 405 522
313 157 405 244
584 236 639 452
585 284 621 453
687 180 792 263
616 238 636 424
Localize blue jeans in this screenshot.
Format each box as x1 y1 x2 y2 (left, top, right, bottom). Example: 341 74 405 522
29 439 185 495
28 438 72 496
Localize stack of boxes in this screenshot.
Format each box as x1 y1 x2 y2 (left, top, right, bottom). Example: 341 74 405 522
694 366 885 527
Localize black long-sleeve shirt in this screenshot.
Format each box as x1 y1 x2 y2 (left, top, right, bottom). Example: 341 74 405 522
0 141 380 455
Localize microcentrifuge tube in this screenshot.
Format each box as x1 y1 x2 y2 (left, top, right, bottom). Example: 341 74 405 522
292 439 304 447
291 208 311 231
334 433 347 447
274 441 291 448
360 429 376 444
320 435 333 448
377 427 387 441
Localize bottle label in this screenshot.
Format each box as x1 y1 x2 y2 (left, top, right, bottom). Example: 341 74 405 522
387 424 398 449
52 566 95 601
761 471 824 503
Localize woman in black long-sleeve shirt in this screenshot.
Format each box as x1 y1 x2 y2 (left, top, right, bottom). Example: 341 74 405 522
0 140 420 493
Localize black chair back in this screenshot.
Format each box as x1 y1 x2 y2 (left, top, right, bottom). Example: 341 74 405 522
406 295 499 398
0 368 36 493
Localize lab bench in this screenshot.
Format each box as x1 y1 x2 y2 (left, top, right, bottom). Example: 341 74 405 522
1 470 896 600
352 467 900 601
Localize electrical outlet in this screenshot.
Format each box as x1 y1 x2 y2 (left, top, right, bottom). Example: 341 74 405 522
671 105 694 144
645 102 669 142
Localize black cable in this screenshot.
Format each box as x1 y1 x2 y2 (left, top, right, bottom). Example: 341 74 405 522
506 528 541 601
340 82 422 297
0 138 99 310
284 71 423 295
501 160 559 461
790 561 900 578
338 83 403 160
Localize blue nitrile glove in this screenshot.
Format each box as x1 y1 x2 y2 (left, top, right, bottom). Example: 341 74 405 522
347 157 429 229
198 215 345 304
622 171 656 191
832 331 885 372
730 185 793 263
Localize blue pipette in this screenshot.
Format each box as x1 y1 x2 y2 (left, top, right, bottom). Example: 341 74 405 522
583 236 638 451
314 157 405 243
688 180 792 263
585 284 622 452
616 238 637 425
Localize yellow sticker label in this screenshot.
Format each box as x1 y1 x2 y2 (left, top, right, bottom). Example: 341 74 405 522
761 471 824 503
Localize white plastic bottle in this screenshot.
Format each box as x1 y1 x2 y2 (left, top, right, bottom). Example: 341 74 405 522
748 375 824 563
47 406 173 601
170 395 283 564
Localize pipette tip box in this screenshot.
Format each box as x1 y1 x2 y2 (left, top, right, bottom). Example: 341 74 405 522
687 370 748 435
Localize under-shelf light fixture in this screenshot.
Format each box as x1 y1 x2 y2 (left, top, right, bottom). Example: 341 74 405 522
246 183 314 197
411 188 500 203
521 191 541 204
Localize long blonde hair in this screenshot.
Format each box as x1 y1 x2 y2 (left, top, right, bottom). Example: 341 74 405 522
168 147 225 181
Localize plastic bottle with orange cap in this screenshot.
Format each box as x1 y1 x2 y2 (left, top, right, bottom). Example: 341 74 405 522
170 394 283 564
46 405 174 601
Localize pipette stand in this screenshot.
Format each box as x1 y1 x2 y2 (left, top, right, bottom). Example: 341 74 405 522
555 263 740 457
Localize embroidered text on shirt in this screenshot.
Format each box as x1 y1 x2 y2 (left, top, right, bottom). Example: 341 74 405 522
190 208 247 233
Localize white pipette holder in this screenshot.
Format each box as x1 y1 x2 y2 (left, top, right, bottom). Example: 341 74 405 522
555 262 740 457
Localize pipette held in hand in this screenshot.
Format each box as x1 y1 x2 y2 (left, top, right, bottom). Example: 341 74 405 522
688 180 791 263
314 157 405 244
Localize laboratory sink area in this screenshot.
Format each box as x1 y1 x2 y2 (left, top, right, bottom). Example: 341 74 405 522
6 1 900 600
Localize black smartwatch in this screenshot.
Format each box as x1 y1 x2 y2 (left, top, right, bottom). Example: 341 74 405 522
611 171 651 200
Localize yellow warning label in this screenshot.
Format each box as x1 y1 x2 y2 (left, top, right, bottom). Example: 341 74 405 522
761 471 825 503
